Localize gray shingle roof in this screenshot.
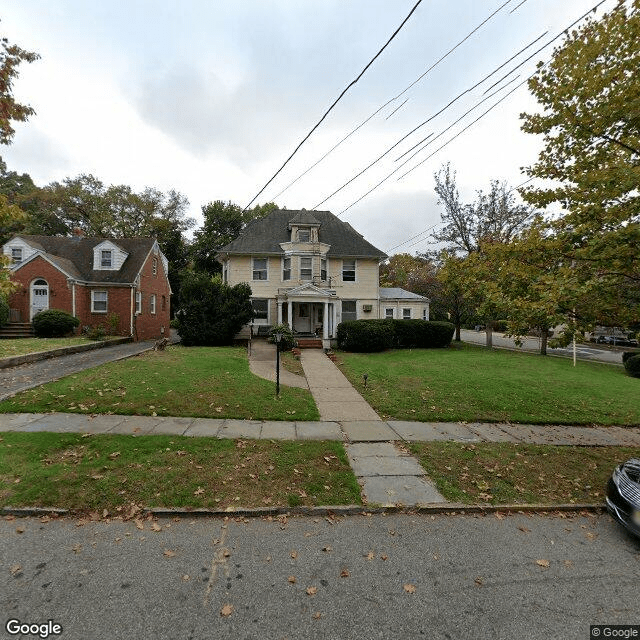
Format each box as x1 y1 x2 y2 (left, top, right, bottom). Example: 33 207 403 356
12 235 157 283
379 287 429 301
288 210 321 226
219 209 387 259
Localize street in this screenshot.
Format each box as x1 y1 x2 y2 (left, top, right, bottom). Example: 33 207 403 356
460 330 624 365
2 512 638 639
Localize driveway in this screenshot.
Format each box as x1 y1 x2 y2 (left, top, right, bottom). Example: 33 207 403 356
460 329 624 365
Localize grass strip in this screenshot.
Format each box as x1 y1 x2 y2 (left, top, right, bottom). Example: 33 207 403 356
409 441 639 505
337 343 640 425
0 346 319 421
0 337 113 359
0 432 361 511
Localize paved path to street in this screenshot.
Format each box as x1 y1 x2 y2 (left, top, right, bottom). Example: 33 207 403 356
247 338 308 389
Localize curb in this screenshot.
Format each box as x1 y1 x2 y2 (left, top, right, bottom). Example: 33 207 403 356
0 337 133 369
1 502 607 520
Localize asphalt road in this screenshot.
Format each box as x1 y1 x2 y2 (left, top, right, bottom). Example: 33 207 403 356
460 329 624 365
2 512 638 639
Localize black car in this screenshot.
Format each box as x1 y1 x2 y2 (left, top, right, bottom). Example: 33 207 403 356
607 458 640 538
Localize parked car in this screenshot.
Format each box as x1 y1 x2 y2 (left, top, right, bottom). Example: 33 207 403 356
606 458 640 538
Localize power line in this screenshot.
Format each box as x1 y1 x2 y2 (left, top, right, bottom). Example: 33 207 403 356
385 98 409 121
385 221 444 253
242 0 424 212
510 0 530 14
312 29 548 210
270 0 514 201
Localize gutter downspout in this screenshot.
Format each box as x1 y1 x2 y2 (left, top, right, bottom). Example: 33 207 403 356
130 286 134 337
71 282 76 317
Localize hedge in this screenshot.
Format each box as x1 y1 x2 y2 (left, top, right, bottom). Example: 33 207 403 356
624 354 640 378
337 319 454 352
32 309 80 338
0 297 9 328
622 351 640 364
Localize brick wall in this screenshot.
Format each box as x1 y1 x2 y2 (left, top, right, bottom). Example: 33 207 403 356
133 250 171 341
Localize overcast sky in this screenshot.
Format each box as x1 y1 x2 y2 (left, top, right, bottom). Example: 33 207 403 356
1 0 609 255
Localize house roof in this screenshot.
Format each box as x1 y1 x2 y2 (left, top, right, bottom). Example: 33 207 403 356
379 287 430 301
8 235 158 284
219 209 387 259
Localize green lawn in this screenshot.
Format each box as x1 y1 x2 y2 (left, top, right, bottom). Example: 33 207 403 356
0 337 113 359
337 343 640 425
0 432 361 511
0 346 319 421
409 442 638 505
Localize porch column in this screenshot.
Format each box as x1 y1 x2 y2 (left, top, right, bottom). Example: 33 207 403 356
287 302 293 330
323 301 329 340
277 300 283 324
332 302 337 337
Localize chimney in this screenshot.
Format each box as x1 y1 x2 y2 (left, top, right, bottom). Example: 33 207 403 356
72 228 84 238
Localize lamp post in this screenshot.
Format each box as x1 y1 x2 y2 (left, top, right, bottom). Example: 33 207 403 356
275 331 282 396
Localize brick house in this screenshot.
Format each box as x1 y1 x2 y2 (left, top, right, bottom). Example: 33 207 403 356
217 209 429 347
2 233 171 341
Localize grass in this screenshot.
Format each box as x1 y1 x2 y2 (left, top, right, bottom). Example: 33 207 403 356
0 345 319 421
408 442 639 505
337 343 640 425
280 349 305 376
0 337 115 359
0 432 361 511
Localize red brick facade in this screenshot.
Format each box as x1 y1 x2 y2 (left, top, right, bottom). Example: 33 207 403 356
8 251 171 341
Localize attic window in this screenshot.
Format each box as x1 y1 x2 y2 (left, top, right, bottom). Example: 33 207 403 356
101 250 113 268
11 247 22 264
298 229 310 242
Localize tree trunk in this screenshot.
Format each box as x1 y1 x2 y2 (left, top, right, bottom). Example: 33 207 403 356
455 321 461 342
540 330 548 356
485 320 493 348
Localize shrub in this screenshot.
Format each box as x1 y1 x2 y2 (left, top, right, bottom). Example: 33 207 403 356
107 312 120 335
391 319 454 349
622 351 640 364
175 272 253 346
337 320 394 352
493 320 508 333
268 323 295 350
33 309 80 338
0 296 9 328
624 354 640 378
83 324 106 340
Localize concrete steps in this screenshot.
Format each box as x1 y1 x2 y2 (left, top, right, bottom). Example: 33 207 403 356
0 322 35 339
296 338 323 349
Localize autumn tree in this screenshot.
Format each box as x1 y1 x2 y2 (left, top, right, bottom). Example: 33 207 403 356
520 0 640 328
0 193 26 296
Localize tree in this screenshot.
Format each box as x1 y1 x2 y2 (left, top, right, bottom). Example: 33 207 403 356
520 0 640 327
190 200 277 275
0 192 26 296
175 272 253 346
0 31 39 145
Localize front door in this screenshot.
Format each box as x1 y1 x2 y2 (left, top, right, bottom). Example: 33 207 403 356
30 279 49 320
293 302 312 334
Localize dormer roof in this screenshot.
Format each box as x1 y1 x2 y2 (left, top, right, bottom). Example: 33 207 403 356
288 210 321 227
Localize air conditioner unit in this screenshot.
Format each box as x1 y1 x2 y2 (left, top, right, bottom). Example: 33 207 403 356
362 304 373 312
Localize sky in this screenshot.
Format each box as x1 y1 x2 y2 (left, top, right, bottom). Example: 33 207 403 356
1 0 611 256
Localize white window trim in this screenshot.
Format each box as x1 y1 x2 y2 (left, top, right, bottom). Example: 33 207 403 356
321 258 327 281
152 257 158 276
299 256 313 281
403 308 411 319
252 257 269 281
282 256 291 281
298 228 310 242
91 290 108 313
11 247 22 264
341 299 358 322
150 294 156 315
101 250 113 269
342 259 356 283
385 308 394 319
135 291 142 315
252 298 269 324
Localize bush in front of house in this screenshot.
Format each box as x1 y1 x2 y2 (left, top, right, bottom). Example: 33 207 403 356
623 354 640 378
32 309 80 338
337 319 455 352
337 319 394 352
268 323 295 350
0 296 9 328
175 272 254 346
622 351 640 364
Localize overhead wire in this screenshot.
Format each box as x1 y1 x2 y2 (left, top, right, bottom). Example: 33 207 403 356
242 0 424 212
270 0 515 201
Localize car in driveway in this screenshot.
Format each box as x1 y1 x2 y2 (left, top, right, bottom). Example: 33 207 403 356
607 458 640 538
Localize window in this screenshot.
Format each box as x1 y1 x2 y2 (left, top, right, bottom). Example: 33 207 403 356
321 259 327 281
92 290 108 313
298 229 310 242
252 258 268 280
162 295 166 311
152 257 158 276
11 247 22 264
252 298 268 321
403 308 411 319
298 304 309 318
150 294 156 314
385 308 394 319
341 300 357 322
135 291 142 314
342 259 356 282
101 250 112 268
300 257 312 280
222 261 228 283
422 308 428 321
282 257 291 281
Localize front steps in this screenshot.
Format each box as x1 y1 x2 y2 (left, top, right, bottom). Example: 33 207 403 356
296 338 323 349
0 322 35 338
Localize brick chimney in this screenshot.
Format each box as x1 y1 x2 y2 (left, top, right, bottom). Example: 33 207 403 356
72 228 84 237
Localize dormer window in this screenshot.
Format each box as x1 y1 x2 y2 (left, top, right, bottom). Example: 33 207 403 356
101 250 112 268
11 247 22 264
93 240 128 270
298 229 310 242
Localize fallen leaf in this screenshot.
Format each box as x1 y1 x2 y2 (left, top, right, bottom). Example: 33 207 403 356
494 512 504 520
134 519 144 530
10 564 22 577
475 577 483 586
517 526 531 533
194 487 205 496
182 575 190 582
288 576 297 584
312 612 322 620
381 555 388 561
365 552 375 561
108 452 120 460
403 583 416 594
163 550 176 558
536 559 550 569
306 586 318 596
220 604 234 617
340 569 350 578
290 551 298 559
322 546 333 552
563 560 573 568
71 543 82 554
151 522 162 532
585 532 597 540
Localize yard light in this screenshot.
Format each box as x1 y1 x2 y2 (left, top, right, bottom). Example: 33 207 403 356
363 373 368 388
275 331 283 396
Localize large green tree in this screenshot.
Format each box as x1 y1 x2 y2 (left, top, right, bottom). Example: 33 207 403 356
520 0 640 327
